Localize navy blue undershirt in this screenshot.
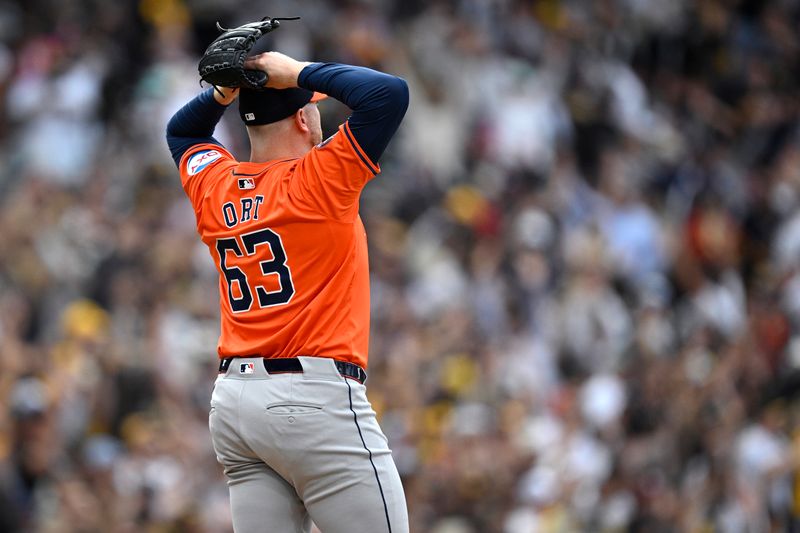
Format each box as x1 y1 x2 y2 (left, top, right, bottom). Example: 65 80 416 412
166 89 225 165
166 63 409 167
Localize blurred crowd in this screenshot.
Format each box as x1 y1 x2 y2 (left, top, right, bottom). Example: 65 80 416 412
1 0 800 531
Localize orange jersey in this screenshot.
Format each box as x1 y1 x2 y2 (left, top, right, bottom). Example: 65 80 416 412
179 122 379 368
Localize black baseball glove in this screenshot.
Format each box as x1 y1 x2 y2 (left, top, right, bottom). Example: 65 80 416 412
198 17 299 90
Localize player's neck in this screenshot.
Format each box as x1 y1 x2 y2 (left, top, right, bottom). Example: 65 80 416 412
250 142 310 162
248 129 311 163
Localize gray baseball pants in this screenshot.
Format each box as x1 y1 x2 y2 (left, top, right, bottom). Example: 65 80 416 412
209 356 409 533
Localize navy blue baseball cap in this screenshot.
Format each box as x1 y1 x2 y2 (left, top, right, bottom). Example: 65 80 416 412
239 87 327 126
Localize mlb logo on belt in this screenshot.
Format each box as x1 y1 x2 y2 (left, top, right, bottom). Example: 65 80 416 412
239 362 255 374
238 178 255 190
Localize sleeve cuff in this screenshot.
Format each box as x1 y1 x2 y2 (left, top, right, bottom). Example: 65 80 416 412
343 122 380 175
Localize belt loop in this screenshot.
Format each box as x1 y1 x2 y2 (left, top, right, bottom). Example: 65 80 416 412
296 356 342 381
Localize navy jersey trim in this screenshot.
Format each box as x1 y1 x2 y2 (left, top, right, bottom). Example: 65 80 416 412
343 123 379 175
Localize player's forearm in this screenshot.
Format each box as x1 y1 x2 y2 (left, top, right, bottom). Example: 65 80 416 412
165 88 229 166
298 63 409 163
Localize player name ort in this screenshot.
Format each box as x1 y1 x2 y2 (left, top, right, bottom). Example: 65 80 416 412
222 195 265 228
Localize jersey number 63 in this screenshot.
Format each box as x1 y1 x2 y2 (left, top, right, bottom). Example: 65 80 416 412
215 228 295 313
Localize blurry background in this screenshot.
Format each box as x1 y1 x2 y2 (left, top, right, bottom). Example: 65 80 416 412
0 0 799 531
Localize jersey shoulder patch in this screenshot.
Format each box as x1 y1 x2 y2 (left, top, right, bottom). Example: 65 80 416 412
186 149 223 176
316 133 338 149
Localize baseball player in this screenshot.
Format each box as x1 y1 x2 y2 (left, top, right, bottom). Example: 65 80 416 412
165 35 410 533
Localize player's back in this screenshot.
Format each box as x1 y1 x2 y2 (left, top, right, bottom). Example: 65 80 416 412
183 142 372 368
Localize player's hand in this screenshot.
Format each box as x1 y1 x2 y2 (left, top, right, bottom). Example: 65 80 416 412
213 86 240 105
244 52 311 90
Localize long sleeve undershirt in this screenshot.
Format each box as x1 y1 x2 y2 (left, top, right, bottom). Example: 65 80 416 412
298 62 409 164
166 63 409 167
165 88 226 165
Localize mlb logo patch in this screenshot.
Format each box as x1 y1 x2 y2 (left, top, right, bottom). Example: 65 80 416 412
239 363 255 374
238 178 255 190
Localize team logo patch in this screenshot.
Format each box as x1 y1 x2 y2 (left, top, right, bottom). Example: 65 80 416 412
187 150 222 175
239 362 255 374
238 178 255 190
245 113 255 121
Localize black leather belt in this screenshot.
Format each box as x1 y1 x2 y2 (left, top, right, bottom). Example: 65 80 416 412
218 357 367 384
